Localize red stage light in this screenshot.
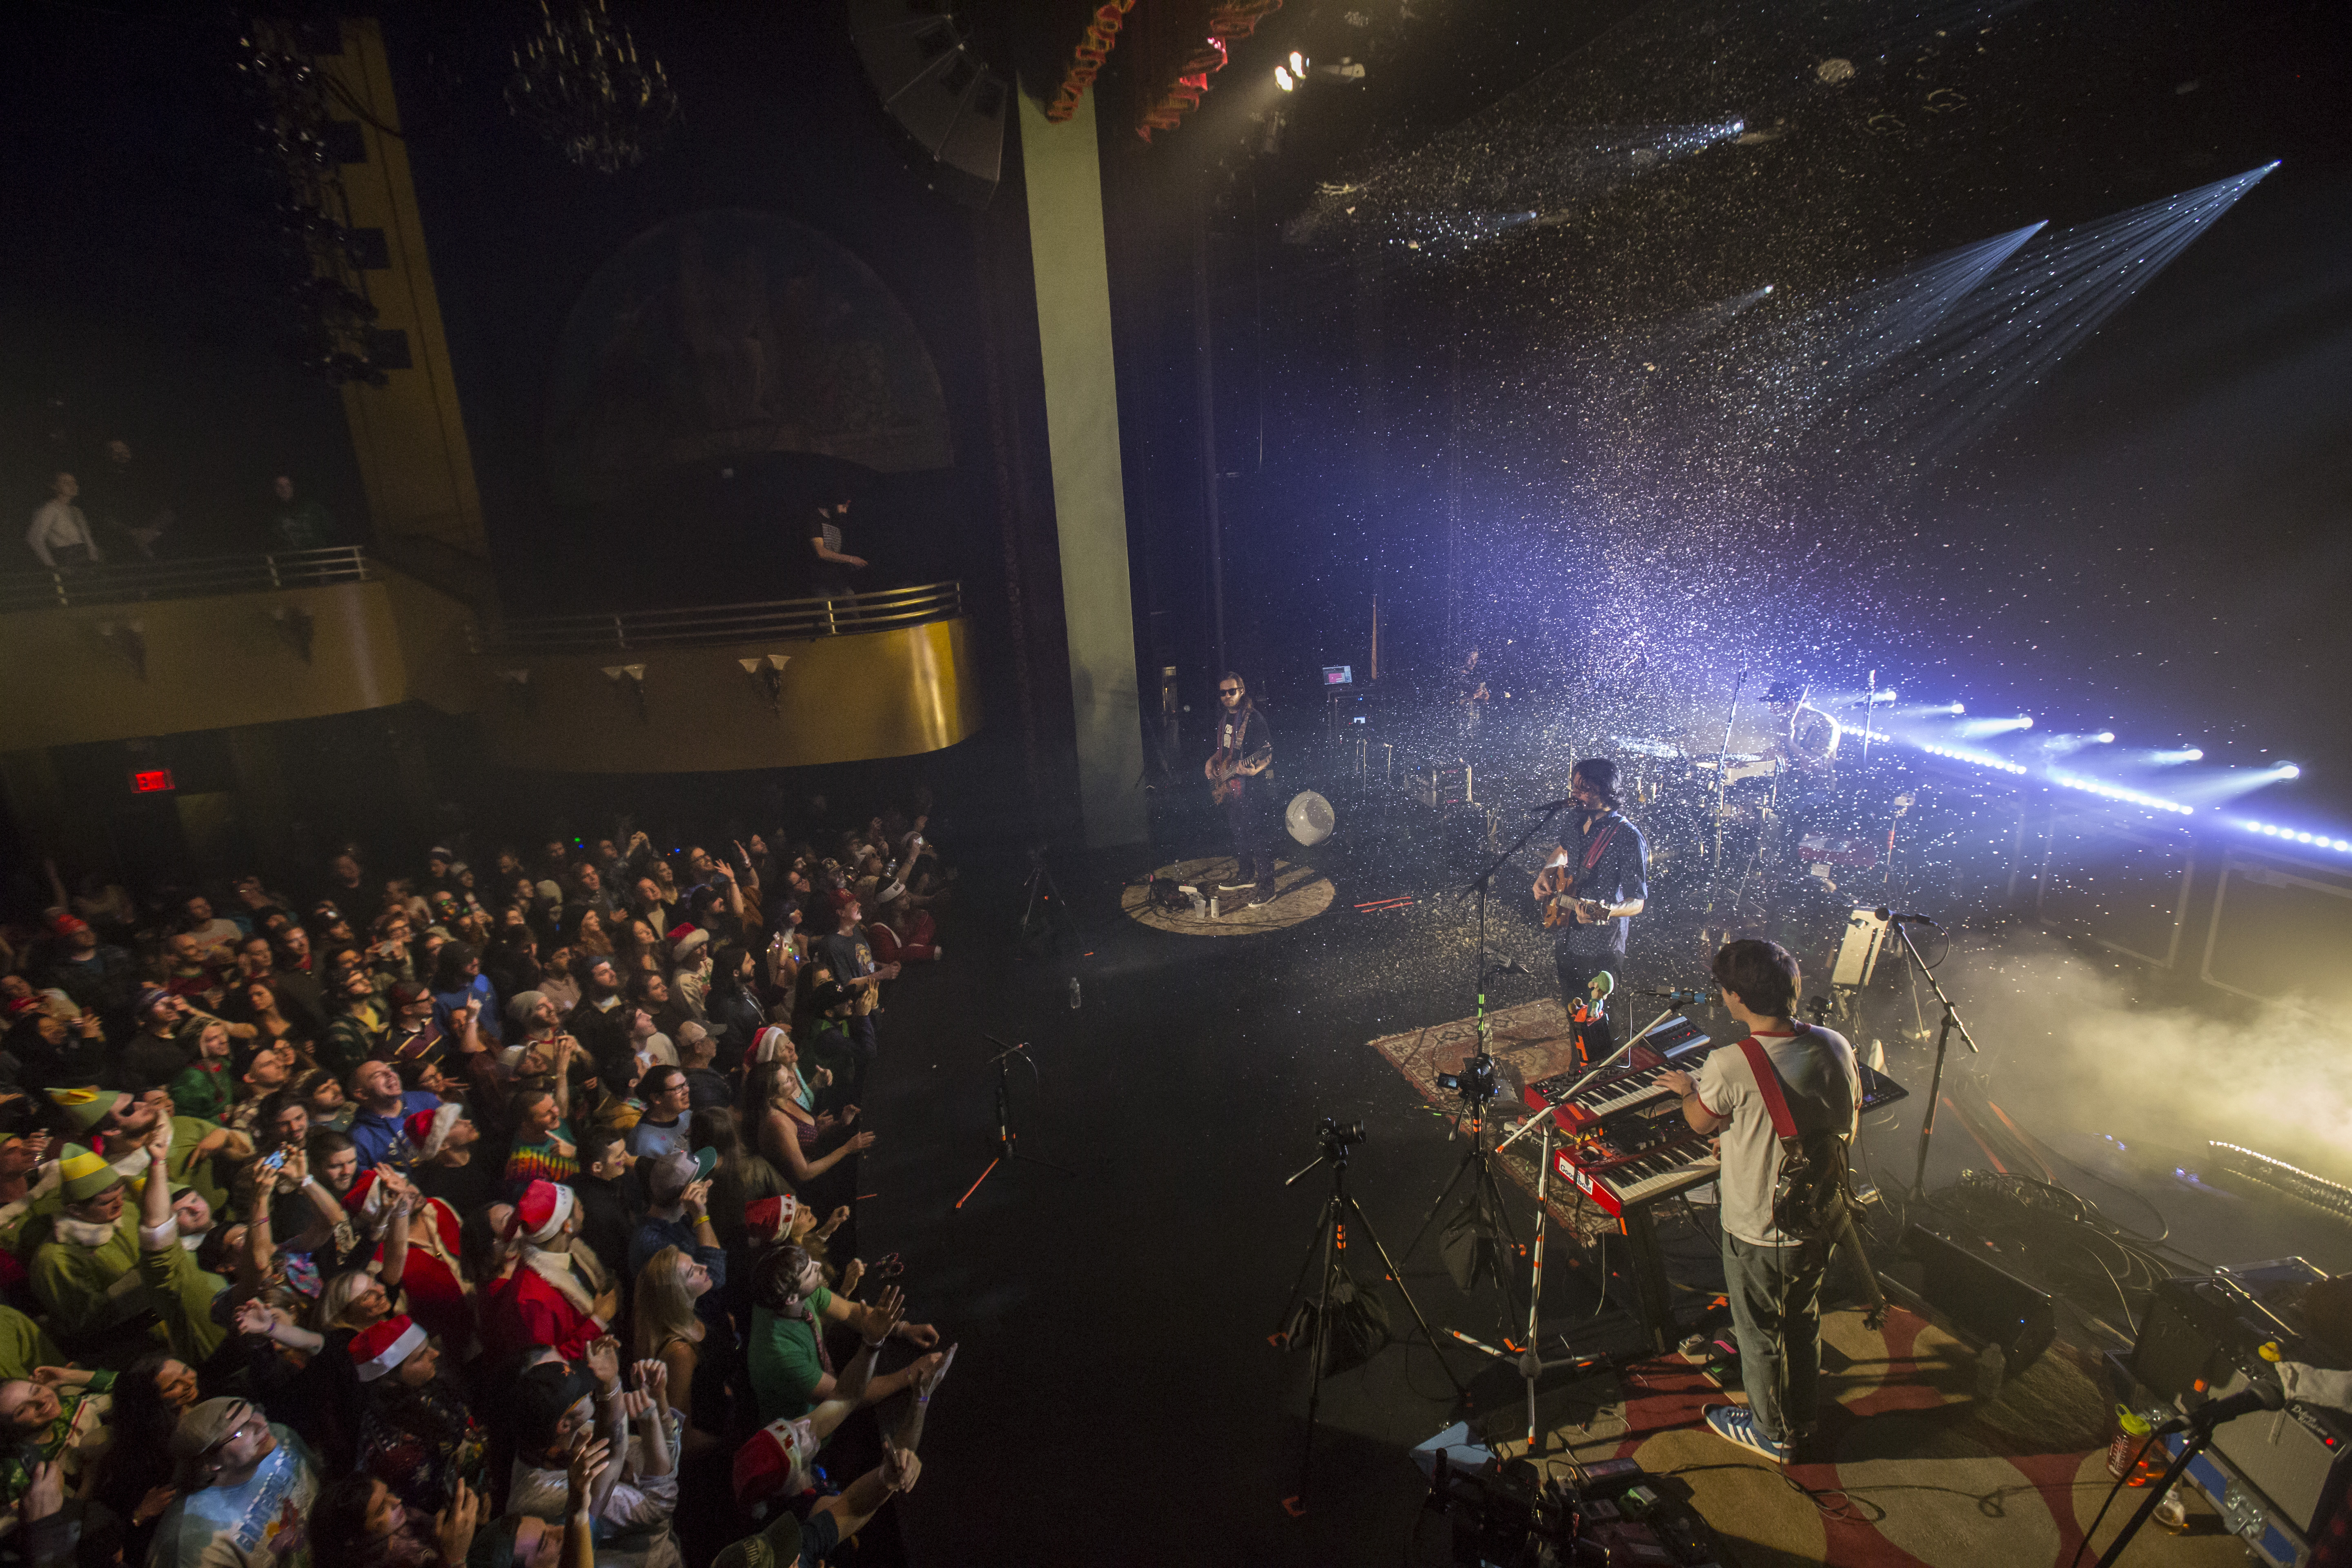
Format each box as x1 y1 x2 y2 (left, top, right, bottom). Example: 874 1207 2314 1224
130 768 175 794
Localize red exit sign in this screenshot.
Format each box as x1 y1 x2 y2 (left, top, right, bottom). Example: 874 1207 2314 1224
130 768 176 794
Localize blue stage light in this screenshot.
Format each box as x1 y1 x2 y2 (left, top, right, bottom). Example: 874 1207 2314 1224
2049 773 2194 815
2149 747 2202 764
1920 742 2028 775
2239 820 2352 853
2280 763 2303 779
2094 732 2115 744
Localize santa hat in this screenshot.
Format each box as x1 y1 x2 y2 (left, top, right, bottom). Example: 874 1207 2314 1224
672 928 710 965
348 1314 426 1382
743 1194 797 1246
503 1178 575 1245
404 1103 463 1160
751 1025 790 1064
731 1414 820 1513
341 1168 395 1219
50 914 90 936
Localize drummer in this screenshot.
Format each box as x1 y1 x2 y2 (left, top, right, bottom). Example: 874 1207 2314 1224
1765 680 1841 775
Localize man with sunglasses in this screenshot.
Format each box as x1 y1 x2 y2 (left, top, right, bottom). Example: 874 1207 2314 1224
1206 673 1278 906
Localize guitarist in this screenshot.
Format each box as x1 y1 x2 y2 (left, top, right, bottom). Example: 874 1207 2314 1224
1530 758 1648 1062
1207 672 1278 907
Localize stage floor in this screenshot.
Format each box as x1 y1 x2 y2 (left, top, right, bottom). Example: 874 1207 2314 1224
855 823 2351 1567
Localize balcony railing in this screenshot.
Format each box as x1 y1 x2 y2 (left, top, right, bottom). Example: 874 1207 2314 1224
0 547 373 612
473 580 966 655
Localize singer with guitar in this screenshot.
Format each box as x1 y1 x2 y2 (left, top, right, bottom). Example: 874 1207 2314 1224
1530 758 1648 1062
1207 673 1278 907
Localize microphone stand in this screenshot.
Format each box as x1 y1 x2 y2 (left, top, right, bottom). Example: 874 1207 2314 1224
1886 919 1979 1199
2091 1397 2275 1568
1705 672 1747 900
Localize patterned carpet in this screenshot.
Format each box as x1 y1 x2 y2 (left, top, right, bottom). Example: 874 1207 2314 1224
1368 1000 2252 1566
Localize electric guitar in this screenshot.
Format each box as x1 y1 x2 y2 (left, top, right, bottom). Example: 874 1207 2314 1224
1207 746 1265 806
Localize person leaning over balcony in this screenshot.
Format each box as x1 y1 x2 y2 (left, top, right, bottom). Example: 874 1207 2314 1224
26 472 100 570
806 490 867 599
267 473 337 552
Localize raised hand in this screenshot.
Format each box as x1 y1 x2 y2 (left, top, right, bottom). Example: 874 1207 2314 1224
584 1336 621 1390
847 1129 878 1154
566 1433 611 1501
434 1477 482 1567
679 1178 712 1214
852 1285 906 1343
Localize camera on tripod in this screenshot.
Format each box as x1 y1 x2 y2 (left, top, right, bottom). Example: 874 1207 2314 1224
1434 1054 1503 1104
1318 1117 1366 1151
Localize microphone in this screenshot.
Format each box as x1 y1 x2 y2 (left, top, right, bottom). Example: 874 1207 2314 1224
1873 908 1942 925
1532 797 1578 812
1643 987 1707 1004
2190 1378 2285 1430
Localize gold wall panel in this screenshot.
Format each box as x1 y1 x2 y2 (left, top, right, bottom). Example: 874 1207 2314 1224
0 571 474 749
476 618 984 773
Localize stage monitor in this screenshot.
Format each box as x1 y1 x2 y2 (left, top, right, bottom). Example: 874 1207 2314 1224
1322 665 1353 686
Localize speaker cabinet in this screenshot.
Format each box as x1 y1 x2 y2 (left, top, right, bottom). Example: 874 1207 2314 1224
849 0 1007 207
1899 1223 2056 1377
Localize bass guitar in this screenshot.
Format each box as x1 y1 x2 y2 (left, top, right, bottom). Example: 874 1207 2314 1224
1205 748 1251 806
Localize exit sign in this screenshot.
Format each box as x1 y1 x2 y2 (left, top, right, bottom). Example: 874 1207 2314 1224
130 768 176 794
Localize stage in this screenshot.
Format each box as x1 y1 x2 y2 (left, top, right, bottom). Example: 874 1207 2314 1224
855 811 2352 1567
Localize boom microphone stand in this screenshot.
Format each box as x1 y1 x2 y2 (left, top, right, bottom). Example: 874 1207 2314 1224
1402 798 1576 1313
1883 915 1979 1199
953 1035 1072 1209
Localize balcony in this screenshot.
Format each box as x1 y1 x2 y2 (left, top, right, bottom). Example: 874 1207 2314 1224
0 547 475 749
471 582 983 773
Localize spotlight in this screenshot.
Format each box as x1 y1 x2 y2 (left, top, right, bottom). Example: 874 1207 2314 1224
2094 731 2115 744
1957 713 2031 738
2147 746 2202 764
2280 763 2303 779
1289 50 1306 75
1951 702 1966 715
1274 65 1294 91
2020 715 2034 731
2049 772 2194 816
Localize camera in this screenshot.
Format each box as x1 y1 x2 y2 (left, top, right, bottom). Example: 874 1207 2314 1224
1318 1117 1365 1148
1434 1054 1502 1103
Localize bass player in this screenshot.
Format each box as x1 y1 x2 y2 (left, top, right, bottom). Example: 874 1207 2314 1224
1531 757 1649 1062
1207 672 1278 907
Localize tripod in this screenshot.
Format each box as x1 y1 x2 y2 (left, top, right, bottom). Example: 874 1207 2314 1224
1885 915 1978 1198
1275 1120 1464 1515
1016 842 1073 959
953 1036 1072 1209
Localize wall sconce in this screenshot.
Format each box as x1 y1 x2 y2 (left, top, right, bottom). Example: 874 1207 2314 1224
736 652 791 713
267 604 316 663
94 619 148 680
601 663 648 722
495 668 535 714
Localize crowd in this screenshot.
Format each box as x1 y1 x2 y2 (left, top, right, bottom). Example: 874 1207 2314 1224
0 799 960 1568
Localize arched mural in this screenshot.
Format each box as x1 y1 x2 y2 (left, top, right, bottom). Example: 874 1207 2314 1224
544 208 953 504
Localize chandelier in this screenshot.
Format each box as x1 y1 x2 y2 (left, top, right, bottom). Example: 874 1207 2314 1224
506 0 681 174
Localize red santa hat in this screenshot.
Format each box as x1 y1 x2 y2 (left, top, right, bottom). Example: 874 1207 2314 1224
403 1103 463 1161
341 1168 395 1219
732 1414 819 1514
348 1314 427 1382
503 1178 575 1245
751 1025 791 1064
744 1194 798 1246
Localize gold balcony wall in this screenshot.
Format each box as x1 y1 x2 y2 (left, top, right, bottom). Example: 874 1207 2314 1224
477 616 983 773
0 550 476 749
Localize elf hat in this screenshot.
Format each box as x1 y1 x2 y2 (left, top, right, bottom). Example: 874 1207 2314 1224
59 1143 124 1204
504 1178 574 1245
45 1087 125 1137
404 1103 464 1160
348 1314 426 1382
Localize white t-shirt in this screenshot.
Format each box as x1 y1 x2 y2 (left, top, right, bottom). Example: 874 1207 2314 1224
1693 1025 1860 1248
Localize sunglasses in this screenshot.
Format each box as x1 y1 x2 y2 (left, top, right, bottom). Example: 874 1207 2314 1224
1218 686 1241 695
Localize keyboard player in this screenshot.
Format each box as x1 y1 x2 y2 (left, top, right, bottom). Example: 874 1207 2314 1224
1657 938 1859 1467
1530 757 1648 1065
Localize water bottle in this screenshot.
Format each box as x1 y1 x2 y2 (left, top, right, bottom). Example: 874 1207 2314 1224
1067 976 1081 1010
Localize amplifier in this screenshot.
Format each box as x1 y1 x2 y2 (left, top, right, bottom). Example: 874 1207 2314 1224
1898 1223 2056 1377
2131 1259 2352 1539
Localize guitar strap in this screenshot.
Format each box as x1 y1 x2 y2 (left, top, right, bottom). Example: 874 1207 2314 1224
1735 1031 1889 1325
1570 816 1622 893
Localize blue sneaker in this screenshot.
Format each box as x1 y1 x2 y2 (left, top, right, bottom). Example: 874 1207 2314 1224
1704 1403 1790 1463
